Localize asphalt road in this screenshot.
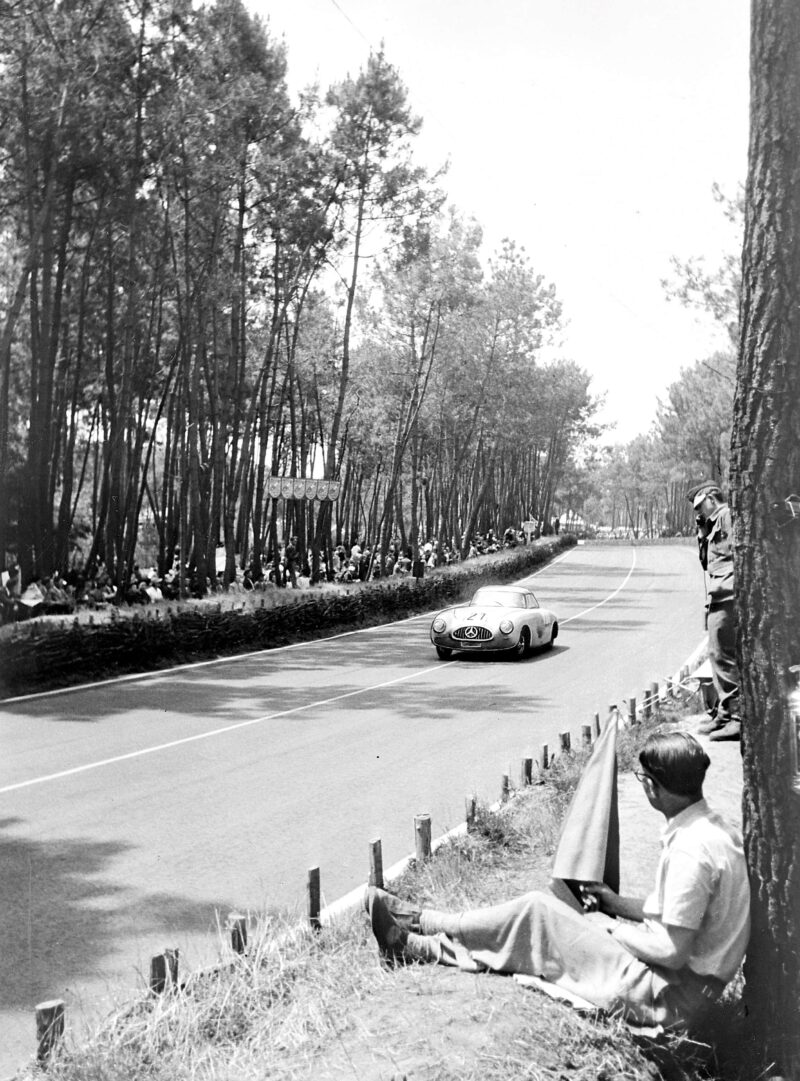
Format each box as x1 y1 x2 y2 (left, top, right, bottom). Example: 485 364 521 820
0 540 704 1071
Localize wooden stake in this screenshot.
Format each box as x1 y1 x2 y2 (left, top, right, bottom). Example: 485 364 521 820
521 756 533 786
650 680 660 710
593 712 601 737
36 999 65 1065
414 813 432 861
541 743 550 770
307 866 321 930
559 730 571 754
581 724 593 748
465 794 477 830
149 948 179 994
628 695 637 724
228 912 247 955
501 773 510 802
642 688 651 720
368 838 384 889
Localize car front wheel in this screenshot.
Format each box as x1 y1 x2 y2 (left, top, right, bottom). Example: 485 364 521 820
435 646 454 660
510 628 530 659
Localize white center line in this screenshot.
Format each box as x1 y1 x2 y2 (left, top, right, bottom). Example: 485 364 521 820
1 547 636 796
561 547 637 623
0 664 444 796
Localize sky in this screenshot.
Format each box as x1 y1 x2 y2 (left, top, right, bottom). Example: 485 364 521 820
248 0 750 443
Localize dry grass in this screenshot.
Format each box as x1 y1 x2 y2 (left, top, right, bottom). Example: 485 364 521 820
20 752 666 1081
21 714 747 1081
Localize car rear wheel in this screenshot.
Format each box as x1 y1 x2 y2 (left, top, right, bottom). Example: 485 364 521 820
510 628 530 659
543 622 558 651
435 646 454 660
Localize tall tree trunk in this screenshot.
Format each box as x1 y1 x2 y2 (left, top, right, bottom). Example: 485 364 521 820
731 3 800 1075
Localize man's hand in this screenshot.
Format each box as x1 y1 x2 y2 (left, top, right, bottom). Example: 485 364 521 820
579 882 616 914
579 882 645 922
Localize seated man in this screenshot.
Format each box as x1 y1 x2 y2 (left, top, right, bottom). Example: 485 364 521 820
366 732 749 1034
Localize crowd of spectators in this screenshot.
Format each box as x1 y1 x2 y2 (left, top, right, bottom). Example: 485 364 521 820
0 525 529 626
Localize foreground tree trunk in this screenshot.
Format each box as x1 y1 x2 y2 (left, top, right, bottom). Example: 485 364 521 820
731 3 800 1074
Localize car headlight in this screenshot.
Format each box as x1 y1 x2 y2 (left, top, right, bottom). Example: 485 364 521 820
432 617 447 633
499 619 514 635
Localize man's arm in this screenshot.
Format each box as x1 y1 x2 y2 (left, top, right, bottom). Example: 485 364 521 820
579 882 645 922
611 920 696 970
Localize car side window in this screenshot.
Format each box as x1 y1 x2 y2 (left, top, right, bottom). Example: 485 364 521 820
527 594 539 609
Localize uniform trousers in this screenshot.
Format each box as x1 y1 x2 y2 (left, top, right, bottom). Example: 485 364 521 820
707 601 740 721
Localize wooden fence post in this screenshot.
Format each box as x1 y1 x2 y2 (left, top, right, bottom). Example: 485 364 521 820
368 838 384 889
650 680 660 711
628 695 637 724
501 773 510 802
581 724 593 748
36 999 65 1066
541 743 550 770
559 730 571 754
414 813 432 861
465 794 477 830
521 756 533 786
228 912 247 955
642 688 651 720
150 948 179 994
593 712 601 738
307 866 321 930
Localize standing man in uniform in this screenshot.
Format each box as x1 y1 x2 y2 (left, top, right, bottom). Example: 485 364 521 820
688 484 741 742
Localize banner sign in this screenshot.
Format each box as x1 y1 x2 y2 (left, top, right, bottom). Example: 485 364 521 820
268 477 341 501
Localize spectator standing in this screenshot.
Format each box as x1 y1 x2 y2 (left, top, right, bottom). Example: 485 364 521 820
347 541 361 581
284 537 299 589
688 484 740 742
411 548 426 582
0 572 19 623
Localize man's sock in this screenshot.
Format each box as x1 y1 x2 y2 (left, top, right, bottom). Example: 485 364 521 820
405 932 441 962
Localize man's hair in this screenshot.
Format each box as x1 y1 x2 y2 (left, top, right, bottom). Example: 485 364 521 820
638 731 710 797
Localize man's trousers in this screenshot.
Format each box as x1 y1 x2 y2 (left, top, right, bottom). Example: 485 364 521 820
707 601 740 721
413 891 718 1033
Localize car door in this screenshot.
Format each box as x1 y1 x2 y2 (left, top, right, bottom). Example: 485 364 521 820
526 593 545 641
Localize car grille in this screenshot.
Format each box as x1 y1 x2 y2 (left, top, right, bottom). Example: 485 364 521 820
452 625 493 641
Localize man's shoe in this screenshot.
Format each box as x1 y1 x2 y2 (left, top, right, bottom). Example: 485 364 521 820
366 887 409 964
363 887 422 933
708 720 741 742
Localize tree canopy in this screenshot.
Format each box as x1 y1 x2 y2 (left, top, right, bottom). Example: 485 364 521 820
0 0 599 590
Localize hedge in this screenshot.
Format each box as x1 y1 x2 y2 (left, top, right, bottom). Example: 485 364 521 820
0 537 575 698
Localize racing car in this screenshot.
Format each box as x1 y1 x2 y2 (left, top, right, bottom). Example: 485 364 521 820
429 585 558 660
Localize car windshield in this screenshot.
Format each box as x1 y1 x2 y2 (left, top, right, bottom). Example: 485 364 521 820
471 589 526 608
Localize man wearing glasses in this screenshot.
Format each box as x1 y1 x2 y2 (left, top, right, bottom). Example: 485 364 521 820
366 732 749 1034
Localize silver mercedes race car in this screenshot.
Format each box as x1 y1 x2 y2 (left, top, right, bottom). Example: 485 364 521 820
429 585 558 660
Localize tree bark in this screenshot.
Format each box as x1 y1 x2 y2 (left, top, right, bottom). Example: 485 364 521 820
731 2 800 1074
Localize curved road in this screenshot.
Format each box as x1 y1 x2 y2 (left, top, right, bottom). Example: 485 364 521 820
0 541 703 1069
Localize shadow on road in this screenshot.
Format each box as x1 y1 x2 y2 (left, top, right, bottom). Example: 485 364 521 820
0 817 237 1012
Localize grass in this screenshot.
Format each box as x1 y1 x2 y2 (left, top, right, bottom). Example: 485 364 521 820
16 694 753 1081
